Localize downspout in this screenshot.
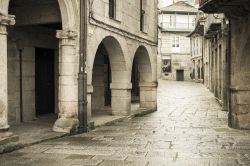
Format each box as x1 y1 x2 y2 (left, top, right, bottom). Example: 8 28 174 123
18 48 23 123
17 41 24 123
78 0 88 133
228 19 232 127
202 36 204 84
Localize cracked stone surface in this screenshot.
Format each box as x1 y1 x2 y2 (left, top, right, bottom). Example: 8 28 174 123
1 80 250 165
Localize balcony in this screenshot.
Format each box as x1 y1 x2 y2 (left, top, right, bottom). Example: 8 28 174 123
159 22 195 32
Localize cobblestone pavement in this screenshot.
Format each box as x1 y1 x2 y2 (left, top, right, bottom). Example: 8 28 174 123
1 80 250 166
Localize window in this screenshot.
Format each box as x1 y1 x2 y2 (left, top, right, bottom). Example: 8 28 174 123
109 0 116 19
162 59 172 73
172 36 180 48
170 15 176 27
192 18 195 26
140 0 145 31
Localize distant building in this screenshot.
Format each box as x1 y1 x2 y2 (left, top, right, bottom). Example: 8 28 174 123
188 12 229 111
158 1 198 81
188 12 205 83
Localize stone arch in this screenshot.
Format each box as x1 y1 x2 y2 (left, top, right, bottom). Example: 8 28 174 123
89 35 131 116
132 45 153 83
131 45 157 110
1 0 79 133
90 36 129 84
1 0 77 29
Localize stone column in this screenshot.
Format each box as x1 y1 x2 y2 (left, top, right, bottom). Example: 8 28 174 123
53 29 79 133
0 14 18 144
139 82 157 111
229 18 250 129
110 83 132 116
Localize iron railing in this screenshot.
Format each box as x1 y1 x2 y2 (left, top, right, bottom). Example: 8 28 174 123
160 22 195 32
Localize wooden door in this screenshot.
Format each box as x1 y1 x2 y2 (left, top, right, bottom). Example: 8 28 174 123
35 48 55 115
176 70 184 81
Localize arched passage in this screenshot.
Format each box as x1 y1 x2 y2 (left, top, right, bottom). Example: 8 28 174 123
90 36 131 117
0 0 79 133
92 43 111 116
131 46 157 110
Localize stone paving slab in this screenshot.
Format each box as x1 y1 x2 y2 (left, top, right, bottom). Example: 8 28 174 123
1 80 250 165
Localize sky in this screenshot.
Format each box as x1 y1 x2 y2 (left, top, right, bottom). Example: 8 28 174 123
158 0 173 8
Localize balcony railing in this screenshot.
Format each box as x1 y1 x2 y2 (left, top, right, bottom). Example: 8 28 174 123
160 22 195 32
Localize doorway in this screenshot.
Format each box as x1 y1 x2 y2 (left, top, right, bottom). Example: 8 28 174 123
92 43 112 115
35 48 55 116
104 54 111 106
176 70 184 81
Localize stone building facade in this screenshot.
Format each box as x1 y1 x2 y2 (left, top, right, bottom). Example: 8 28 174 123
200 0 250 129
158 1 198 81
188 12 204 83
189 12 229 111
0 0 158 142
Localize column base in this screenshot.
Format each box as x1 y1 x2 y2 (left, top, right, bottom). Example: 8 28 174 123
110 83 132 116
139 82 158 111
230 86 250 129
53 117 79 133
0 132 19 145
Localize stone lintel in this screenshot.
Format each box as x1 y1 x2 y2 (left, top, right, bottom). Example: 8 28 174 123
230 86 250 92
139 82 158 88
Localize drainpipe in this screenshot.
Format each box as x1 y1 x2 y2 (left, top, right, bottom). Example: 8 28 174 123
202 37 204 84
228 19 232 127
18 48 23 123
78 0 88 133
17 41 24 123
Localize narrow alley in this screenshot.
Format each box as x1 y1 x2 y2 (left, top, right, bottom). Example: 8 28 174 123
1 80 250 166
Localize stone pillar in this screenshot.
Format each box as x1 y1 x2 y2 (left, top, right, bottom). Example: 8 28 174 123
229 18 250 129
53 29 79 133
110 83 132 116
0 14 18 144
139 82 157 111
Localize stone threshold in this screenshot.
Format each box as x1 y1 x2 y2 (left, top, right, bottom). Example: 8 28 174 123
0 108 155 155
0 131 68 155
90 108 156 129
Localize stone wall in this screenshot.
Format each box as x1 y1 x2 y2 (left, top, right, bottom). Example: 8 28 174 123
230 15 250 129
159 31 192 81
